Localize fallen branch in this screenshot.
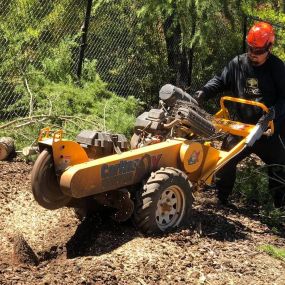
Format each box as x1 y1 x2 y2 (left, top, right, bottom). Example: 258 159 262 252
0 115 102 130
103 101 108 132
60 115 101 127
0 115 52 130
15 119 45 129
24 77 33 117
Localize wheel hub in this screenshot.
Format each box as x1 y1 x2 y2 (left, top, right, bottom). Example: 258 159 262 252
160 202 172 212
155 186 184 230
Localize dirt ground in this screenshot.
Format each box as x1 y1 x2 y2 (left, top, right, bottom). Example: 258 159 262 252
0 159 285 285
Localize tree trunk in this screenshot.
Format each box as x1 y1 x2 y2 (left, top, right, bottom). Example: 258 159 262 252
0 137 15 160
187 4 197 91
163 6 195 90
163 14 181 86
163 15 191 89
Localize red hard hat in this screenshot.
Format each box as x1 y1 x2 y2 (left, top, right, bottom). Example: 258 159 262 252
246 22 275 48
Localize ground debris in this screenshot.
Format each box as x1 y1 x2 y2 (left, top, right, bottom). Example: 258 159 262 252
12 233 39 266
0 160 285 284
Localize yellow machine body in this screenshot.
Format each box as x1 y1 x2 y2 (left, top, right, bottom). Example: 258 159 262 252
213 96 274 134
37 97 274 200
36 137 236 199
58 139 183 198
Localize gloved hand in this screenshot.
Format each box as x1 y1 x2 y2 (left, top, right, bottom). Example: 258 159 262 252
194 90 206 106
257 106 275 132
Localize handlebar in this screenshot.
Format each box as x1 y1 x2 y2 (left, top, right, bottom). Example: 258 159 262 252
219 96 274 134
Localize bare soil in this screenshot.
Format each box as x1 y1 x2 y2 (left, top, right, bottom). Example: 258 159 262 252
0 159 285 285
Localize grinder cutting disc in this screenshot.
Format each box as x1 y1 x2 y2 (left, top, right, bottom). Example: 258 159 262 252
31 149 71 210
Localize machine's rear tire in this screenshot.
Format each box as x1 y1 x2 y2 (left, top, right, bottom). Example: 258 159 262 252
31 149 71 210
133 167 194 234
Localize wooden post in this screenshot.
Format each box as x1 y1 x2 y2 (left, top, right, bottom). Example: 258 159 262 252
0 137 15 160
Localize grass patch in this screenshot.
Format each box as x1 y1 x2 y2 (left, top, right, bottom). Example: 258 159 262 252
259 244 285 262
233 157 285 230
233 157 270 206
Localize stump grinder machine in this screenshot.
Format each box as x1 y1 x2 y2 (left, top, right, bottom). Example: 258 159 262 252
31 84 274 234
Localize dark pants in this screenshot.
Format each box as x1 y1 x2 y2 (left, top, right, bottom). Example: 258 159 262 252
216 133 285 207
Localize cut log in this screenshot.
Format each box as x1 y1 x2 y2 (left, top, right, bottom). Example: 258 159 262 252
22 146 39 157
0 137 15 160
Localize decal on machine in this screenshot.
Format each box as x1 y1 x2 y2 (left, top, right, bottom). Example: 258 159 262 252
101 154 162 189
231 123 246 130
57 155 71 171
188 150 200 165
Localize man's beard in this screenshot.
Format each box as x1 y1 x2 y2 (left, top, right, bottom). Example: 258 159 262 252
249 59 259 66
247 54 259 66
247 53 269 66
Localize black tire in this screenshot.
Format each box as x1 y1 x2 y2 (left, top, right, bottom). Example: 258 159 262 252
31 149 71 210
73 207 90 221
133 167 194 234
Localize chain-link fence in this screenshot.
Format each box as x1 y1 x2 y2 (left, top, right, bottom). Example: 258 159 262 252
84 0 172 104
0 0 86 121
85 2 144 99
0 1 284 124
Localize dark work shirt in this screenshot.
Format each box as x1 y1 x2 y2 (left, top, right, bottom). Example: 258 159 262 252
202 53 285 132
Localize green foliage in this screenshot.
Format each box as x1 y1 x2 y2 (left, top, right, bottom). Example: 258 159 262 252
259 244 285 262
41 37 79 83
260 206 285 229
137 0 285 93
0 0 84 77
86 0 170 104
2 0 285 149
91 94 143 137
138 0 244 91
0 35 143 149
233 158 270 205
233 157 285 229
0 0 86 118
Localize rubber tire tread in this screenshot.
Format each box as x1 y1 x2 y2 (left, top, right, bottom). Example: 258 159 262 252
133 167 194 234
31 149 71 210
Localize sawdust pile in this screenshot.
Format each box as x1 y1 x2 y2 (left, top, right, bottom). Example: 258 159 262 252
0 160 285 284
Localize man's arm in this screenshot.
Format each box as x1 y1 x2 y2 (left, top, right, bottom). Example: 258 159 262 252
202 59 235 100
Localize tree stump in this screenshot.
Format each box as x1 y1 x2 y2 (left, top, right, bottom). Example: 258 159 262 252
12 234 39 266
0 137 15 160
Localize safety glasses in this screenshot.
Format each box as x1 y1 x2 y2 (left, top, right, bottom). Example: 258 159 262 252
247 45 269 55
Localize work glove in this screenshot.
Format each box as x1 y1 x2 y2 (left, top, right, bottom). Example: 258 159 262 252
194 90 206 106
257 106 275 132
